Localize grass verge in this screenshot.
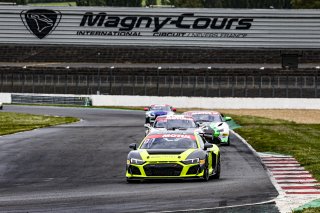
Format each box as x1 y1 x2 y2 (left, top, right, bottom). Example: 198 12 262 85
294 207 320 213
230 114 320 182
0 112 79 136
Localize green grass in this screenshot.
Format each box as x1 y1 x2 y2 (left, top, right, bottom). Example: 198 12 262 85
231 114 320 182
28 2 76 6
294 207 320 213
0 112 79 136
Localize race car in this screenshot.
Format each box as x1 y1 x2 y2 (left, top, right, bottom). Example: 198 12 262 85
0 102 3 110
144 104 176 124
144 115 198 135
183 111 232 146
126 130 221 183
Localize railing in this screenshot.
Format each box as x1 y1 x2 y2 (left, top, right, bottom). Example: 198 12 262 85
11 94 92 106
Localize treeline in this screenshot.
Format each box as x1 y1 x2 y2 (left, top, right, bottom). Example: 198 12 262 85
76 0 320 8
10 0 320 8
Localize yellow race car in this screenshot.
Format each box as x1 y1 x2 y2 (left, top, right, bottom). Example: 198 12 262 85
126 130 220 183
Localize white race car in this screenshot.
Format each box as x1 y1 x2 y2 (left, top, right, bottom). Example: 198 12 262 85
183 111 232 146
144 115 199 136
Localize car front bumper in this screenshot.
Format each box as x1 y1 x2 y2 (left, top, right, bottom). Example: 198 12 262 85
126 162 205 179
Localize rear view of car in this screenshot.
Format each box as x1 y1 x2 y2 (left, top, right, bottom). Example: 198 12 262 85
144 104 176 124
126 131 221 182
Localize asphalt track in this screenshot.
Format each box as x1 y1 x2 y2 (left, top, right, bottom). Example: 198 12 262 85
0 106 279 212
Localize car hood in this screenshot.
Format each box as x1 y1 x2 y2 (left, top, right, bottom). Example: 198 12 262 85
139 149 195 161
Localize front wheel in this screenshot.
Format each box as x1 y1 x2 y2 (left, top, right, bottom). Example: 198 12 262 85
226 137 230 146
211 156 220 179
202 160 210 182
222 137 230 146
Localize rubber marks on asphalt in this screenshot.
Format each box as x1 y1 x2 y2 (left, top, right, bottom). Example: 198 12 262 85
260 155 320 195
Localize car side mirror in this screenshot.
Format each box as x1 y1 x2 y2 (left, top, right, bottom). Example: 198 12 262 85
172 108 177 112
144 124 152 129
204 143 213 150
129 143 137 150
143 107 149 111
224 116 232 122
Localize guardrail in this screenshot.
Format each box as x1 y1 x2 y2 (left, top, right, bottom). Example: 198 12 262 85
11 94 91 106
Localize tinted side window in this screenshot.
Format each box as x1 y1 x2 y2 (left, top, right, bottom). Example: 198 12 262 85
196 134 205 149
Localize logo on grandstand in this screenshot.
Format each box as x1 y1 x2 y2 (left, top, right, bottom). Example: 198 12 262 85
20 9 62 39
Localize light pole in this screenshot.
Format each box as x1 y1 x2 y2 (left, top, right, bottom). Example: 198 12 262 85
22 66 27 93
65 66 70 94
157 66 161 96
259 67 264 97
109 66 114 95
206 66 211 97
315 66 319 98
97 52 101 95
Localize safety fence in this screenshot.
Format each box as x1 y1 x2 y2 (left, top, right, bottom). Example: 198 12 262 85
0 68 319 98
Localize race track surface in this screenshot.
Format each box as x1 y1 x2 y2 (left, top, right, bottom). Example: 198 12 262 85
0 106 278 212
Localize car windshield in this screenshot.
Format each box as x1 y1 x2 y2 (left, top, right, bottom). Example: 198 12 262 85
192 114 222 122
154 119 196 129
141 136 198 149
150 106 171 111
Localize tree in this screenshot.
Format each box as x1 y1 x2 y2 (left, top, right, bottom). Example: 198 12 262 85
167 0 204 8
76 0 142 6
291 0 320 8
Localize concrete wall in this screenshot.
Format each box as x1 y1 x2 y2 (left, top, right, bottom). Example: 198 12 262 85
2 93 319 109
92 95 320 109
0 93 12 103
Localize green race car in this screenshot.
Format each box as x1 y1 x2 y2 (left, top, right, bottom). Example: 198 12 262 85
126 130 221 182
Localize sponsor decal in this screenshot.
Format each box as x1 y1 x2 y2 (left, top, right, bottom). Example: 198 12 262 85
156 116 193 121
162 134 194 139
192 112 219 115
147 134 195 139
20 9 61 39
77 12 253 38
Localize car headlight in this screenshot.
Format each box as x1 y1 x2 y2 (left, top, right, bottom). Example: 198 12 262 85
218 129 224 132
130 158 145 165
182 158 200 165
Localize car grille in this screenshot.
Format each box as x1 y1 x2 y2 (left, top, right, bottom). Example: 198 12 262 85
128 165 141 175
186 165 200 175
144 164 182 176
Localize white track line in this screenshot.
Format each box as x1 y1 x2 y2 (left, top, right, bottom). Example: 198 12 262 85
271 171 310 174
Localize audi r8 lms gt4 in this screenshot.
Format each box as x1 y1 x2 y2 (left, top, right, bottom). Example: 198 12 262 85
144 104 176 124
126 130 221 182
144 115 199 135
183 111 232 146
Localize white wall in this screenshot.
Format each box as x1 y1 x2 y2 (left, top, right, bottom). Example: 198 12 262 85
2 93 319 109
92 95 320 109
0 93 11 103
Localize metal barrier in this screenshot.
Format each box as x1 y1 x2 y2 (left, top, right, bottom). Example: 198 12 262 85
1 68 319 98
11 94 92 106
